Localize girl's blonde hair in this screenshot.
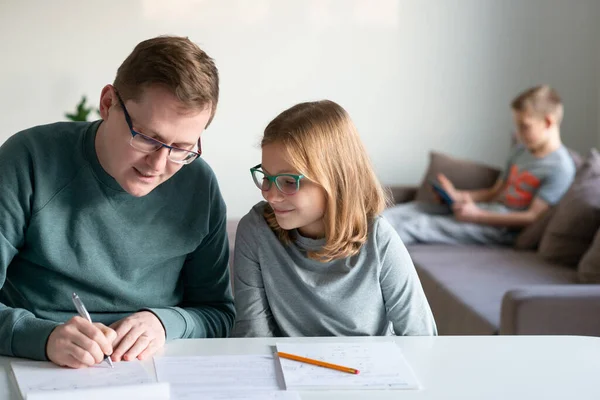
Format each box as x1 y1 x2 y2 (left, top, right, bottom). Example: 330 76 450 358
262 100 388 262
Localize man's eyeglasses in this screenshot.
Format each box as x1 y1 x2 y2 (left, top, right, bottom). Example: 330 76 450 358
250 164 305 195
115 92 201 165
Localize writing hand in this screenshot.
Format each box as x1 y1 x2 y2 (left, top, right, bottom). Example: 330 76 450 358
47 317 116 368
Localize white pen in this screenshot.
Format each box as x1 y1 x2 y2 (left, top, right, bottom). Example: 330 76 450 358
71 292 114 368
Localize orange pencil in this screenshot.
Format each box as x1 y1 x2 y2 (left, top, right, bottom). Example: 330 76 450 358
277 352 360 375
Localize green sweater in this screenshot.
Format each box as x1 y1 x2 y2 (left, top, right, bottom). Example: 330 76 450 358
0 121 234 361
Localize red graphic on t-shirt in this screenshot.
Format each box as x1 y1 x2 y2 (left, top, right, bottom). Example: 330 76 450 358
504 165 541 208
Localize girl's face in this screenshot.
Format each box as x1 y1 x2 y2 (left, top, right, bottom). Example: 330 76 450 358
260 143 327 239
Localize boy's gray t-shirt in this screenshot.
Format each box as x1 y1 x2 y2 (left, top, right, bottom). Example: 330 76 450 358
498 144 576 210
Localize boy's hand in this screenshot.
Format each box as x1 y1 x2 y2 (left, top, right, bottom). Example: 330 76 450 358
46 317 116 368
453 194 482 222
109 311 166 362
437 173 464 202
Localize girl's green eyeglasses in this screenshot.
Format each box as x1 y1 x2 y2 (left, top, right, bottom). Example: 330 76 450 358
250 164 305 195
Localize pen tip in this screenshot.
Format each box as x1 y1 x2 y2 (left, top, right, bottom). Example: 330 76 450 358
105 356 115 368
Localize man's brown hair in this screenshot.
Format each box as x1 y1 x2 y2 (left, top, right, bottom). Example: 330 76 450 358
114 35 219 126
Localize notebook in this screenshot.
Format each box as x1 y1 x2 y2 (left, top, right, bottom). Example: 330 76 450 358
10 360 167 399
275 342 420 390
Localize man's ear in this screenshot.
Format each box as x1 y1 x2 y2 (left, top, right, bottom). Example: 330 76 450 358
98 84 117 120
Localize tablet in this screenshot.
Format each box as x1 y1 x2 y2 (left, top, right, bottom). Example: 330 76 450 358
429 180 454 206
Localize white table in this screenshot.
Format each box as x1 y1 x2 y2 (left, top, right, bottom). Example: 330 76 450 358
1 335 599 399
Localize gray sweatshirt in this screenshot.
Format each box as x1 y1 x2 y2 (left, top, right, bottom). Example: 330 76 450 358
232 202 437 337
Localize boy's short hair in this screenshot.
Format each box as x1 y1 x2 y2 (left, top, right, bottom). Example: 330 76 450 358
113 35 219 127
511 85 563 123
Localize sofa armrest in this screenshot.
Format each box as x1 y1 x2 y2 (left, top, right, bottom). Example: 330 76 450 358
386 185 418 205
500 285 600 336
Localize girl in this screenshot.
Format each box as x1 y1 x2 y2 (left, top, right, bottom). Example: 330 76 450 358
232 100 436 337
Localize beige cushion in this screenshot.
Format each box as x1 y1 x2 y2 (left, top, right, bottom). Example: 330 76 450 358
538 149 600 266
415 151 501 203
578 228 600 283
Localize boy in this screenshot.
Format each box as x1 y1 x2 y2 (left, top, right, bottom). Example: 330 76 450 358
383 85 576 245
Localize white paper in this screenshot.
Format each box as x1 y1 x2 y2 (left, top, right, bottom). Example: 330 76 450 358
171 386 300 400
276 342 420 390
154 354 283 390
26 382 170 400
11 360 155 398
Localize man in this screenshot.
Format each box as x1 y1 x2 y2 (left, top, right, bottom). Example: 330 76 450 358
383 85 576 245
0 36 234 368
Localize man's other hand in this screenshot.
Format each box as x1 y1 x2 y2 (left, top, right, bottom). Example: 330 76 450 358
109 311 166 362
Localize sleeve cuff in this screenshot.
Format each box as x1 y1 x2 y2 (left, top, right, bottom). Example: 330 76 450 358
12 317 60 360
145 307 190 341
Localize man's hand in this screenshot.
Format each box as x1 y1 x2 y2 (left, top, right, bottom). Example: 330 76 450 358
109 311 166 362
453 194 482 223
47 316 116 368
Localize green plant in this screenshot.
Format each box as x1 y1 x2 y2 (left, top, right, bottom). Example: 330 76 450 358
65 95 99 122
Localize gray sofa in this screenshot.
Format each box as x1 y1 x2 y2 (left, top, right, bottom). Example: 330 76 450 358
225 186 600 337
389 185 600 336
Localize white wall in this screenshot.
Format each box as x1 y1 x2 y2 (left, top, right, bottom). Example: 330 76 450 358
0 0 598 218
